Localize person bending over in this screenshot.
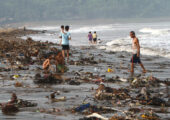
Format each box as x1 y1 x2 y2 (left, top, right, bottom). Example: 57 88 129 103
55 51 66 73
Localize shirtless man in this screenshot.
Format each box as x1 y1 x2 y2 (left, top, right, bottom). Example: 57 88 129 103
130 31 146 74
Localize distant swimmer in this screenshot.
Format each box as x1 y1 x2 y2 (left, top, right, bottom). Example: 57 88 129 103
130 31 147 74
88 31 93 44
93 31 97 44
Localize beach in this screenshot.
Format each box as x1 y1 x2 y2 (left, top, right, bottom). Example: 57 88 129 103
0 28 169 120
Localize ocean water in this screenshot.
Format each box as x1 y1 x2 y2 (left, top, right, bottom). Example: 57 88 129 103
24 21 170 58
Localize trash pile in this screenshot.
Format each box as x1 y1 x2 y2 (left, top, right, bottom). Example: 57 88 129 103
0 93 37 115
130 75 162 88
95 83 130 100
0 29 169 119
34 73 63 84
77 75 169 120
136 87 169 106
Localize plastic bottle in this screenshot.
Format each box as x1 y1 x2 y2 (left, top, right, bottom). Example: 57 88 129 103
75 103 90 112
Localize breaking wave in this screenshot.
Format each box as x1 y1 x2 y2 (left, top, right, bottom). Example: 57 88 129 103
27 26 60 31
104 37 170 59
70 25 115 33
139 28 170 35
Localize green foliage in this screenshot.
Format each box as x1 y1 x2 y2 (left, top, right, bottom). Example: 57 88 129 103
0 0 170 23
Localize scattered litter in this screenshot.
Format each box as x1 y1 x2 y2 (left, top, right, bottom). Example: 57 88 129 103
75 103 90 112
34 73 63 84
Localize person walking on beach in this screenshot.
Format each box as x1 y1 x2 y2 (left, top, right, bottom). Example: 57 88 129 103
59 25 65 45
93 31 97 44
88 31 93 44
130 31 146 74
60 25 71 62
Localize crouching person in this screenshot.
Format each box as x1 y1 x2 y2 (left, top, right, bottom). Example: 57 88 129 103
55 51 68 73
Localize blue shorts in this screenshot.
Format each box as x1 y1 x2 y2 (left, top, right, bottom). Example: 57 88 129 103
130 54 141 64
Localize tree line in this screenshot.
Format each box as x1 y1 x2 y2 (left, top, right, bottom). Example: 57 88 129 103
0 0 170 24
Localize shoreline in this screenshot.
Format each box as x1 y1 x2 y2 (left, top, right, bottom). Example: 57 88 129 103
2 18 170 28
0 28 169 120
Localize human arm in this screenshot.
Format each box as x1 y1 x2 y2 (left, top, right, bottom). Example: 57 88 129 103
59 33 62 39
59 40 62 46
43 59 50 69
69 36 71 40
68 33 71 40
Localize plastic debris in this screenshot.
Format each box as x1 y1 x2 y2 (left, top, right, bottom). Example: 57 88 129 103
75 103 91 112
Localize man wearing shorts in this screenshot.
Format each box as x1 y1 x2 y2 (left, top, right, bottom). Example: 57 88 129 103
60 26 71 62
130 31 146 74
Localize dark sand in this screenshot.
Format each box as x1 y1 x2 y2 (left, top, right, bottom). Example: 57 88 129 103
0 29 169 120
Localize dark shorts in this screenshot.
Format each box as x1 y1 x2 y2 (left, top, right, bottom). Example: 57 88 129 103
62 45 69 50
130 54 141 64
93 38 97 42
89 39 92 41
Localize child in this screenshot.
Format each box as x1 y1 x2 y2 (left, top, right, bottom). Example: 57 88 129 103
88 31 93 44
93 31 97 44
60 26 71 62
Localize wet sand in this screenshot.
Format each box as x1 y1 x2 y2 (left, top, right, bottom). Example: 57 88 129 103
0 29 169 120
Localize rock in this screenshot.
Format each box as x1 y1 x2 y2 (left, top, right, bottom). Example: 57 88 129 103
1 104 19 115
34 73 63 84
128 108 141 113
1 93 37 115
68 80 81 85
17 99 37 107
